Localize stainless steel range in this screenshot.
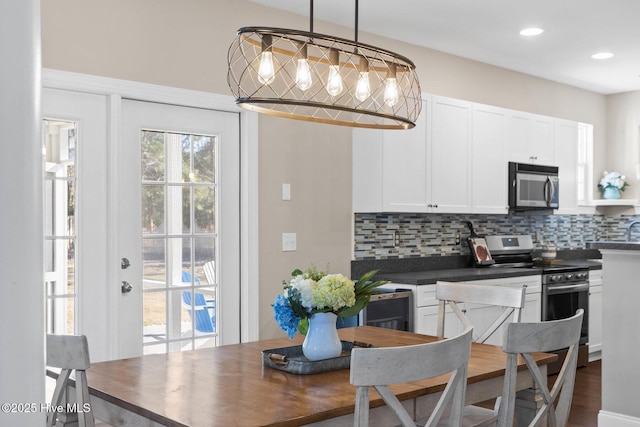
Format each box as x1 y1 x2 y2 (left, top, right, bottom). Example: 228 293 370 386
485 234 589 373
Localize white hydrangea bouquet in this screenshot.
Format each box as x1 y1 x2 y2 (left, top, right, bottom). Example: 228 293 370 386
273 265 386 338
598 170 629 192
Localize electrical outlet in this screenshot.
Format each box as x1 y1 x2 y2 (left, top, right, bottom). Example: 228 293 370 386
282 233 297 251
455 233 461 245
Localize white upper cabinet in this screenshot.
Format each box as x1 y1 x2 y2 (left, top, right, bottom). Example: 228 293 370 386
507 111 555 166
352 98 429 213
381 98 430 212
429 95 472 213
352 94 578 215
471 103 508 214
554 118 579 213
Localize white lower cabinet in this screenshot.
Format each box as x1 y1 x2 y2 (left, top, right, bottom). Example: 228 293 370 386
392 275 542 347
588 270 603 360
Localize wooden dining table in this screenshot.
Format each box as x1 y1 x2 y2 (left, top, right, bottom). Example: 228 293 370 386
84 326 556 426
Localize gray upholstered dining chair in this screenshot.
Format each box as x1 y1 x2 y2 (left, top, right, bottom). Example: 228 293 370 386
46 334 95 427
350 326 473 427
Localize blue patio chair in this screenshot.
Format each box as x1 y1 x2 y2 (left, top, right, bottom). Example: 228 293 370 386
181 271 215 333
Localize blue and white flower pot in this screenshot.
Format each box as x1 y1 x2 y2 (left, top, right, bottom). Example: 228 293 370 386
603 187 621 200
302 312 342 361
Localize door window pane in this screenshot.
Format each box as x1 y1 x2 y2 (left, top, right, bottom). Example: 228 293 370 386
141 130 218 354
43 119 78 334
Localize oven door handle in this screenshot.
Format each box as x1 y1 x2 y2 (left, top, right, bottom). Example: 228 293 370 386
545 282 589 295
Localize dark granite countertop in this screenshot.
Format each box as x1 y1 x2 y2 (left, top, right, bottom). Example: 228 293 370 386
352 250 602 286
374 266 540 285
587 241 640 251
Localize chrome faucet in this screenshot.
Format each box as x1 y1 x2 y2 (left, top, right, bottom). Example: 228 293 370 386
627 220 640 241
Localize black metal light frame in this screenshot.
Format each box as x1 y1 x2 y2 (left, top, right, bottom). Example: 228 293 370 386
227 1 422 129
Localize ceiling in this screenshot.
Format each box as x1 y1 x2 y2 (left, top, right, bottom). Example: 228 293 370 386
249 0 640 95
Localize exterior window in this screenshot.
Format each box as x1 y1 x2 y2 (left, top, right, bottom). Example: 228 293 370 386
577 123 594 204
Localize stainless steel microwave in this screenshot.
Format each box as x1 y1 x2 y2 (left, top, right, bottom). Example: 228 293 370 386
508 162 559 210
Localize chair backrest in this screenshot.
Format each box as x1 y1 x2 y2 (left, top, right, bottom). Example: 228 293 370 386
46 334 95 427
436 281 526 344
181 290 215 333
181 270 215 333
350 326 473 427
496 309 584 427
202 260 215 285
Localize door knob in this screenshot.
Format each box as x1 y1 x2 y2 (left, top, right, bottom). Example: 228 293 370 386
121 258 131 269
121 281 133 294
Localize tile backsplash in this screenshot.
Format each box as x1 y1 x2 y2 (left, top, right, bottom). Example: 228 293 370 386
354 213 640 260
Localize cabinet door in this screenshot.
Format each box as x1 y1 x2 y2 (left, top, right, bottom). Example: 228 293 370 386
429 96 472 212
382 100 429 212
507 111 532 164
465 302 505 346
554 119 579 213
530 114 555 165
589 271 603 357
588 285 602 355
507 112 554 165
471 103 508 213
521 292 541 323
416 304 462 337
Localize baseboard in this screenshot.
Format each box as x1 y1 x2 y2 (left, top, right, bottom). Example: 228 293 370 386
599 411 640 426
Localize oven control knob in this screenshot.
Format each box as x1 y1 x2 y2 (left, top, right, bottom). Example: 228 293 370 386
550 275 560 282
565 273 574 281
577 272 588 280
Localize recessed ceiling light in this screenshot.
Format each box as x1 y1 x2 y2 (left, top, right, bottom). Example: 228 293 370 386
591 52 614 60
519 28 544 36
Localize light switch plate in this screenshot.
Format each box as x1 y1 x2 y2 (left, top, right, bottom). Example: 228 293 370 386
282 183 291 201
282 233 297 251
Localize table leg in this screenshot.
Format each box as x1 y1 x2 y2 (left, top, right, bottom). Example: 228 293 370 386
515 365 548 427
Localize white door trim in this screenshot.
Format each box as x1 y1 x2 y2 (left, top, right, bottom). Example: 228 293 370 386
42 69 259 354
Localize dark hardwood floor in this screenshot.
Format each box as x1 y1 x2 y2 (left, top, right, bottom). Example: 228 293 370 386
561 360 601 427
476 359 601 426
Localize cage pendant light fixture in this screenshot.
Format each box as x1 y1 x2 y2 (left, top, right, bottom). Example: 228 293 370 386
227 0 422 129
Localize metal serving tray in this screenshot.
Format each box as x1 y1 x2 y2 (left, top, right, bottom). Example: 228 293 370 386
262 340 371 375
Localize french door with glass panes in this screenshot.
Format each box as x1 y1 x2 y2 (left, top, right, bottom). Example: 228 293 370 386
118 100 240 358
43 87 241 361
43 88 112 361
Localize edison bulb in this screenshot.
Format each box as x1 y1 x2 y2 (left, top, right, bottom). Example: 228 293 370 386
295 58 312 91
384 77 399 107
257 51 275 85
326 65 344 96
355 72 371 102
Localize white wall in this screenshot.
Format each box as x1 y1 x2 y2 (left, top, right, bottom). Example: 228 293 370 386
607 91 640 201
0 0 44 424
